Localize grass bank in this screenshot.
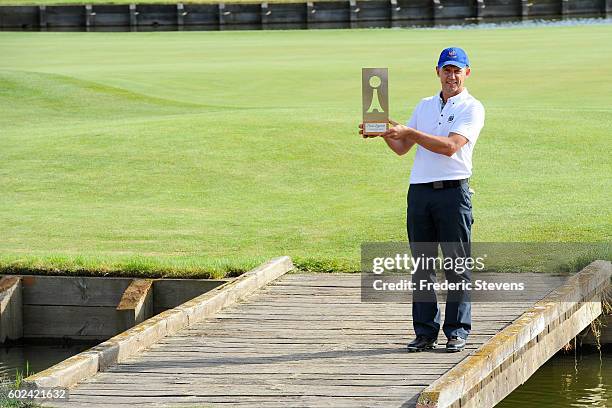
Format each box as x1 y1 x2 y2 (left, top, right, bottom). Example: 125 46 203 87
0 26 610 277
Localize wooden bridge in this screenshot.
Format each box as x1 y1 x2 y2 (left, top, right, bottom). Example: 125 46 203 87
26 258 610 408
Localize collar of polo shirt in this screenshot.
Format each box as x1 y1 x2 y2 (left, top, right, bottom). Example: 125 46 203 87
439 88 469 110
440 88 469 103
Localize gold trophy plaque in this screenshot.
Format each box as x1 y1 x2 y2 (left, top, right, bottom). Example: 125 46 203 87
362 68 389 136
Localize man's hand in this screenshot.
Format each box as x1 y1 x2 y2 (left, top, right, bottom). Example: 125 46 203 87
358 123 380 138
381 119 411 140
361 119 416 156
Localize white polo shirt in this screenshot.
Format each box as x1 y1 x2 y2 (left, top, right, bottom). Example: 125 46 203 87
406 88 485 184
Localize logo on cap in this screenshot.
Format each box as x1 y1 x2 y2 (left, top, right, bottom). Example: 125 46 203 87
448 50 457 58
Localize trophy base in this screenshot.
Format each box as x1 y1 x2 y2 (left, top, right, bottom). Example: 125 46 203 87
364 122 388 136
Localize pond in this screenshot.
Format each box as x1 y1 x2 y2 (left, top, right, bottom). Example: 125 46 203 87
0 340 93 380
498 348 611 408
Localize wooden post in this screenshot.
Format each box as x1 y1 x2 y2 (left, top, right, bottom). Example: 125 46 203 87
390 0 400 21
476 0 485 19
261 2 270 26
38 5 47 30
560 0 569 16
177 3 185 28
116 279 154 330
85 5 95 30
306 1 315 27
219 3 227 27
432 0 443 20
521 0 530 18
0 277 23 343
349 0 358 28
129 4 138 30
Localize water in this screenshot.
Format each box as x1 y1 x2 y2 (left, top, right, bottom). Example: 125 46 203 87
0 341 93 380
498 349 611 407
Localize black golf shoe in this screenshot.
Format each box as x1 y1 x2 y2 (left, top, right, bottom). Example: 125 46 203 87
445 336 467 352
406 336 437 352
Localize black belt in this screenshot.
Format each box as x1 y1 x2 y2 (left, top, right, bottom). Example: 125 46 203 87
414 178 469 189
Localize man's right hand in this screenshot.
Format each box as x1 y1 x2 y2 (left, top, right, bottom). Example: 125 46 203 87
382 119 411 141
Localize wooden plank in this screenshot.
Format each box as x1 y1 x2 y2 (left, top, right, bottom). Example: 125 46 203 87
205 314 513 321
103 364 453 375
84 375 441 386
197 313 517 321
152 338 491 347
153 334 456 348
166 326 502 334
114 356 480 367
89 371 434 378
0 276 22 342
218 307 524 313
70 384 426 396
126 342 482 356
189 316 517 323
153 279 228 310
18 275 132 306
22 305 124 339
86 372 438 380
53 395 409 407
143 341 485 350
149 340 491 349
114 354 460 368
231 296 546 304
116 279 154 327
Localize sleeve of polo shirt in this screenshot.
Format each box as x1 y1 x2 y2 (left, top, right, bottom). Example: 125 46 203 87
450 102 485 143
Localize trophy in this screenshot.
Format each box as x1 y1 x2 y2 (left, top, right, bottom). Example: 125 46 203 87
362 68 389 136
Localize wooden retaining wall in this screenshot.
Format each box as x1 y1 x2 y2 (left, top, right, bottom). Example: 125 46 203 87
0 0 610 30
0 274 228 341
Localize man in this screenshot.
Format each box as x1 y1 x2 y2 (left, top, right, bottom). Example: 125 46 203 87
359 47 485 352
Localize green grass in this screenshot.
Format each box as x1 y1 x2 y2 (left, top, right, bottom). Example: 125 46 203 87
0 361 41 408
0 26 611 277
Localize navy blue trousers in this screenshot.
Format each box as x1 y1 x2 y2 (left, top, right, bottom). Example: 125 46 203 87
407 182 473 340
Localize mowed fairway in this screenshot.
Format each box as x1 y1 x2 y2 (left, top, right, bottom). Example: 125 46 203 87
1 26 611 276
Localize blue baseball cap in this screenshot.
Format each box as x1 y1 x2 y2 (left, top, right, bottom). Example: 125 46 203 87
437 47 470 69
